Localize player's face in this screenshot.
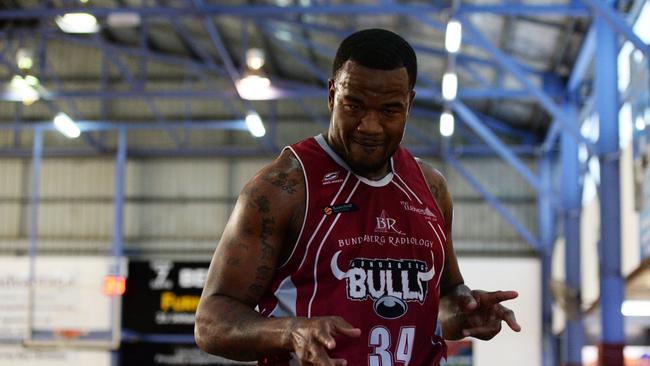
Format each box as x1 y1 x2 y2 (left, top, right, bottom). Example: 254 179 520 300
327 61 414 179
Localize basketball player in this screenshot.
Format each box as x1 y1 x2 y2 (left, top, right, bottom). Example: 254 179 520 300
195 29 521 365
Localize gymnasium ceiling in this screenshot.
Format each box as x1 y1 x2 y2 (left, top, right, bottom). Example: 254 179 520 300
0 0 632 157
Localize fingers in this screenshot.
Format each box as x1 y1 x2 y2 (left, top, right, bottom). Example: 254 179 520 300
472 290 518 307
330 317 362 338
498 305 521 332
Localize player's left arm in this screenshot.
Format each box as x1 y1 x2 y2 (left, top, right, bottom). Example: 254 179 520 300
416 158 521 341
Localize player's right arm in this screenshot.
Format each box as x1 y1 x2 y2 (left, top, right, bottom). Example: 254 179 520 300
194 149 360 364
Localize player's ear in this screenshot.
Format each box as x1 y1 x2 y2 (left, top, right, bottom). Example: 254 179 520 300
328 78 336 112
406 89 416 116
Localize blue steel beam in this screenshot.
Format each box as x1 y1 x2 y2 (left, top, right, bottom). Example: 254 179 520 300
538 152 556 366
595 15 625 364
98 42 182 147
459 15 597 155
567 26 595 94
458 3 588 16
0 52 103 151
257 21 330 83
28 128 43 265
579 0 649 56
561 103 584 366
450 100 544 194
271 17 545 79
0 4 591 19
44 32 229 79
112 127 127 264
0 120 249 131
445 153 541 251
191 0 277 153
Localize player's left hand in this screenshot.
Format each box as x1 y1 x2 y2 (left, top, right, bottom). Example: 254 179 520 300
456 288 521 340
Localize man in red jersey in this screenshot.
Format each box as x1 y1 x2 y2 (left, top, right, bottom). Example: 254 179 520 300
195 29 521 365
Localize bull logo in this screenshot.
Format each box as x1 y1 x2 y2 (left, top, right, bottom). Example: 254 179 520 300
330 251 435 319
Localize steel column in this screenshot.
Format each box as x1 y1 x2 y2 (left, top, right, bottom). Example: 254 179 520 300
595 14 624 366
112 128 127 261
538 152 556 366
561 103 584 366
110 128 127 366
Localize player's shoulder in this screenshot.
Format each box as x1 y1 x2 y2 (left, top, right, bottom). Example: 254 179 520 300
414 157 447 187
244 149 305 200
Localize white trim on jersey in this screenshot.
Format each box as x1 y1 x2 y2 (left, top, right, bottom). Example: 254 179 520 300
428 221 446 289
279 147 310 269
269 276 298 318
391 180 413 201
307 179 362 318
314 134 395 187
436 223 447 241
394 172 424 205
296 171 352 271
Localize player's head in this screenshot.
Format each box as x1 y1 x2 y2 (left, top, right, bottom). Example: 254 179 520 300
332 28 417 90
327 29 417 179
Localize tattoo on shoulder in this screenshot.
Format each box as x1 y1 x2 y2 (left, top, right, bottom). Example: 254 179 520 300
264 172 298 194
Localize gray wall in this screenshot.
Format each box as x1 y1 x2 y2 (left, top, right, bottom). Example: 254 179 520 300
0 153 537 259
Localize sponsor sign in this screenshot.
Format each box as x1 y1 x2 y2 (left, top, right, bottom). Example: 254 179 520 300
122 260 208 334
0 346 110 366
0 256 121 342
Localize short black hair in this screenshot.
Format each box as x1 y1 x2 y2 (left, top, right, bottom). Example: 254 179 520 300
332 28 417 90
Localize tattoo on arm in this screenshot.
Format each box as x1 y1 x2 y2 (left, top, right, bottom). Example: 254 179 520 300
264 173 298 194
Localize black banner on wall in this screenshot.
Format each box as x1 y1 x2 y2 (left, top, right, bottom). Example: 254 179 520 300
122 260 209 334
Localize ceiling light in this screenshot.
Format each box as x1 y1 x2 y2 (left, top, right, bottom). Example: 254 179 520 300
442 72 458 101
621 300 650 316
236 74 272 100
107 12 141 28
16 48 34 70
246 48 266 70
440 110 455 137
55 13 100 34
8 75 40 105
245 111 266 138
53 112 81 139
635 116 646 131
445 20 462 53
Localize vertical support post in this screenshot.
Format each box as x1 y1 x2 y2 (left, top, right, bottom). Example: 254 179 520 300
538 151 556 366
595 15 625 366
561 103 584 366
28 128 43 268
111 128 127 365
112 128 127 260
26 127 43 342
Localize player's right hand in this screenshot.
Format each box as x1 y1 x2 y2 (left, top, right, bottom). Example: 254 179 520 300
288 316 361 366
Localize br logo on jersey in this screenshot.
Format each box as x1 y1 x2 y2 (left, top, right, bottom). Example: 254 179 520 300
375 209 404 235
330 250 435 319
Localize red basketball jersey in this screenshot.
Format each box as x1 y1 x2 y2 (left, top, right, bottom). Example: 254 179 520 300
258 135 448 365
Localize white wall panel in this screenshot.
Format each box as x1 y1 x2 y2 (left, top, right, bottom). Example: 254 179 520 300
459 257 541 366
126 160 229 197
124 203 228 238
0 204 21 237
0 160 23 196
38 203 112 237
39 159 114 197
